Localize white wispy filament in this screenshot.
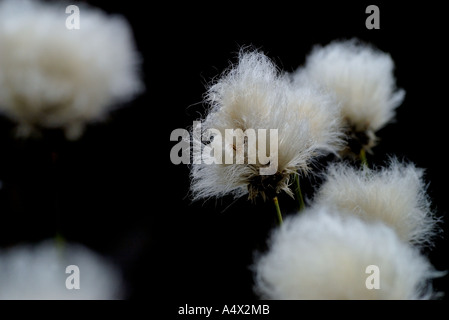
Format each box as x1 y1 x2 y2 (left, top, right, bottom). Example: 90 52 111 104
314 158 440 247
0 239 124 300
190 50 343 201
0 0 143 139
293 38 405 154
253 206 439 300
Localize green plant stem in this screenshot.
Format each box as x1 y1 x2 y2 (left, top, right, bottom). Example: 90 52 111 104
273 196 283 225
359 148 368 168
294 174 305 211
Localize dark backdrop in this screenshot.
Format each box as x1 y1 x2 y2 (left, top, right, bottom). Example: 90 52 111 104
0 0 447 305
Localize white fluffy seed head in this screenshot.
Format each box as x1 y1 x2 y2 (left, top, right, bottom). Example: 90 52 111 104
0 0 143 140
253 206 440 300
0 239 124 299
190 50 344 201
314 158 440 247
293 39 404 153
285 83 343 154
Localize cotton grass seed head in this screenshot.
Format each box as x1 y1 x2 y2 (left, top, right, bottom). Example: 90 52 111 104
0 239 124 299
253 206 440 300
294 38 405 156
314 158 441 247
190 50 344 202
0 0 143 140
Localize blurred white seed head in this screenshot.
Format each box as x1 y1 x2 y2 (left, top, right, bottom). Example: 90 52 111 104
253 206 440 300
0 239 124 300
294 38 405 154
0 0 143 140
190 50 344 201
314 158 440 247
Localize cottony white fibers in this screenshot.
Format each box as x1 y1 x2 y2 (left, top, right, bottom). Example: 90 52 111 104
0 239 124 299
314 158 440 247
286 83 343 154
190 50 343 201
294 39 404 151
253 206 439 300
0 0 143 140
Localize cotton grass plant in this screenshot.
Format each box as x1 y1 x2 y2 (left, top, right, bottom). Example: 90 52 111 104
314 157 441 248
293 38 405 163
0 239 124 300
253 206 440 300
186 40 445 300
190 50 344 222
0 0 142 300
0 0 143 140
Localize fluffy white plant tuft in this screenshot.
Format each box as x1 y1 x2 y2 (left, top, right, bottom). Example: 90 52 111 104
294 38 405 154
0 0 143 140
0 239 124 300
190 50 343 201
314 158 440 247
253 206 440 300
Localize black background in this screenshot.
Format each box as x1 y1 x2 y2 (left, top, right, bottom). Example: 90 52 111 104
0 0 448 307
